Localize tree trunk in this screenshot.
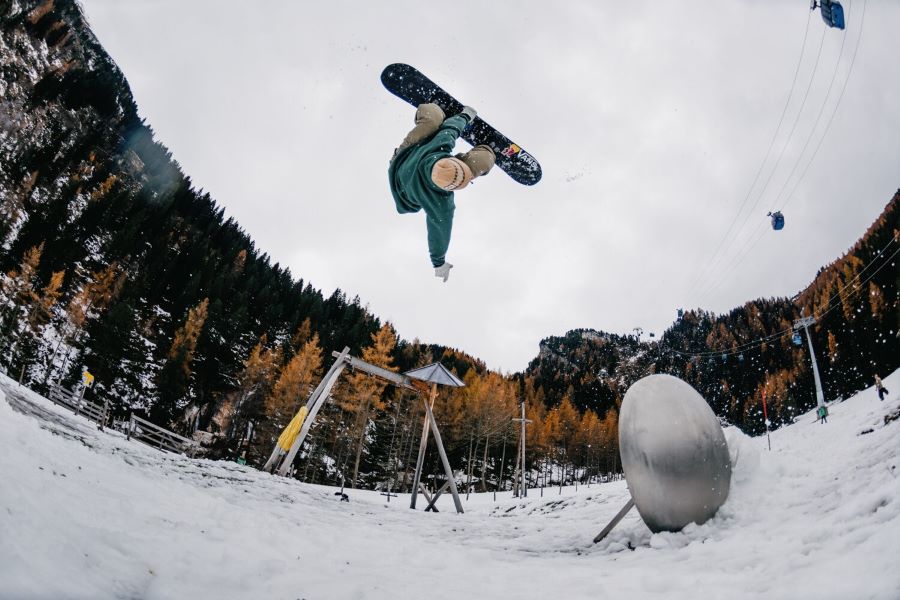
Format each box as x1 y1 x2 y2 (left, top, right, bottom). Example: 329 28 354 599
481 431 491 492
464 431 475 497
351 401 371 488
497 429 508 494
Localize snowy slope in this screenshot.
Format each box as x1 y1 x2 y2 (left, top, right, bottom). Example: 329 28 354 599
1 372 898 600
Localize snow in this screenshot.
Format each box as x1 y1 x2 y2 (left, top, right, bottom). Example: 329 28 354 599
1 371 898 600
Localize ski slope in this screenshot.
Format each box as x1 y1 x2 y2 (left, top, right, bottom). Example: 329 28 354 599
1 371 898 600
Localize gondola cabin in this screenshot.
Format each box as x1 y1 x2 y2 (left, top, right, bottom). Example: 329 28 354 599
768 211 785 230
813 0 846 30
792 331 803 346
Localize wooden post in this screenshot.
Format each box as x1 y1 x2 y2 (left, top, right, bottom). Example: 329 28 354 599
409 385 437 509
98 395 110 431
74 385 86 417
275 347 350 476
380 485 398 503
512 401 532 497
421 386 463 514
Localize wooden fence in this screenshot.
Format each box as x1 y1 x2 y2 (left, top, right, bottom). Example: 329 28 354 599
126 414 198 457
48 383 109 429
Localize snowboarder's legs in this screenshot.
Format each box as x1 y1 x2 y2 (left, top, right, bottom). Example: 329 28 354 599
397 103 445 153
878 387 888 400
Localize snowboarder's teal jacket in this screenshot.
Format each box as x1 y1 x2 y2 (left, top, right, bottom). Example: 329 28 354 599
388 114 468 268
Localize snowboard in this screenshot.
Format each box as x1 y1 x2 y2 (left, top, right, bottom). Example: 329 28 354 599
381 63 542 186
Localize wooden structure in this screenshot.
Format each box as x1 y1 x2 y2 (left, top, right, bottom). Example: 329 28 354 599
48 382 109 429
511 401 532 497
126 414 197 456
264 348 466 514
406 363 465 513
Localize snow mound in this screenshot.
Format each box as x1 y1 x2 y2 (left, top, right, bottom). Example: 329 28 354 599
1 371 899 599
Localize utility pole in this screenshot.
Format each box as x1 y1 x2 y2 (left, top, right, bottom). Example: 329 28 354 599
512 401 532 497
794 315 825 410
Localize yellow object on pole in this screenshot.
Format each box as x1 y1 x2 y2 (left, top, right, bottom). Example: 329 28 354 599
276 406 309 452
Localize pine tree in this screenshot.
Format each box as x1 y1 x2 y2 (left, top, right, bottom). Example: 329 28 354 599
228 336 283 462
257 333 323 463
153 298 209 424
341 324 397 487
0 244 44 371
46 262 124 383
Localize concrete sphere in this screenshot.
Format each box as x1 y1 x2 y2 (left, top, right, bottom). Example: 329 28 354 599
619 374 731 533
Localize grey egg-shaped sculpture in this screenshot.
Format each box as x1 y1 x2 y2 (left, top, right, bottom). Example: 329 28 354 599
619 374 731 533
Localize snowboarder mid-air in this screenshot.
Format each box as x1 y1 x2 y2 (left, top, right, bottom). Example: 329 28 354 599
388 103 496 282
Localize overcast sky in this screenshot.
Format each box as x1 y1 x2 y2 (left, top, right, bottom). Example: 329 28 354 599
77 0 900 373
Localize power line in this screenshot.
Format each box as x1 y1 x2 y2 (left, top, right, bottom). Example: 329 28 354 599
780 0 868 209
665 233 898 359
771 0 853 208
688 9 815 298
692 26 830 304
692 2 868 306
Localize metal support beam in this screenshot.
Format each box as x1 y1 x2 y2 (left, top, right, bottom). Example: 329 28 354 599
593 497 636 543
794 316 825 409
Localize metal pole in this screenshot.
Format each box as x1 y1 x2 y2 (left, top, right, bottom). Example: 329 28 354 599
803 321 825 409
593 497 635 543
795 316 825 409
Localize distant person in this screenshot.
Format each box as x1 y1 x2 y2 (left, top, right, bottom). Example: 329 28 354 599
874 374 889 401
817 405 828 424
388 103 496 282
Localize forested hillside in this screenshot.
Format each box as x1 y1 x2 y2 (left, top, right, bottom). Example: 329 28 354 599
1 2 897 494
527 194 898 436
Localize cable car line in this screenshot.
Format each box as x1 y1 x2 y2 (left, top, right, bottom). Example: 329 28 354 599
664 233 898 359
694 0 867 304
686 9 815 297
779 0 868 209
687 2 865 310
